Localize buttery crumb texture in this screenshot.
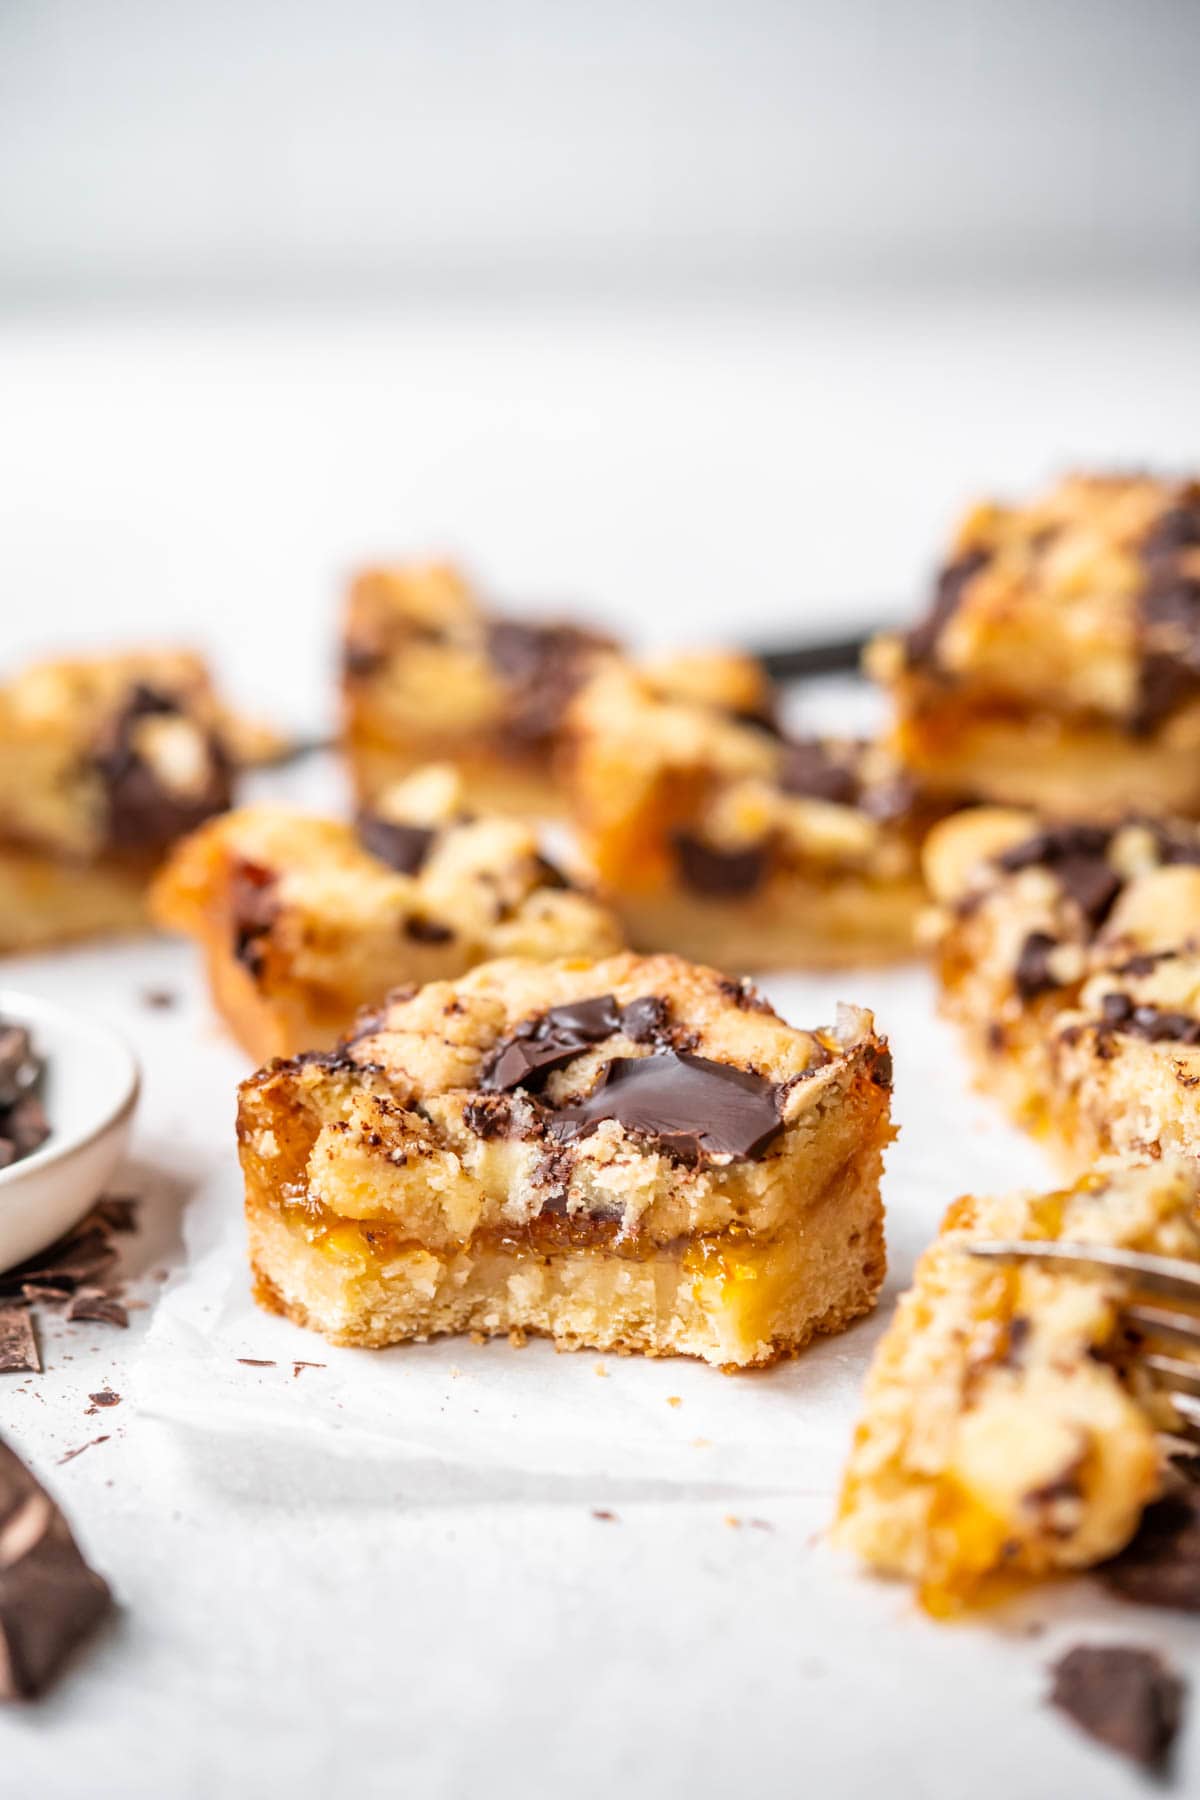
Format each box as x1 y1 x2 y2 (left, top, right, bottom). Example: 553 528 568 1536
152 763 623 1060
924 805 1200 1169
237 952 894 1366
869 473 1200 818
835 1159 1200 1613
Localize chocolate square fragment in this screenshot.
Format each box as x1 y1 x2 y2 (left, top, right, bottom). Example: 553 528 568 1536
673 833 770 899
1049 1644 1184 1772
0 1437 112 1700
1014 931 1062 1001
0 1307 38 1376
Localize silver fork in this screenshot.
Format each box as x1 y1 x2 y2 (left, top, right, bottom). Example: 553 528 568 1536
969 1241 1200 1444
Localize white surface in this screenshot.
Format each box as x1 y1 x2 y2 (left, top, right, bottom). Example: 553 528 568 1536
2 300 1200 1798
0 987 139 1271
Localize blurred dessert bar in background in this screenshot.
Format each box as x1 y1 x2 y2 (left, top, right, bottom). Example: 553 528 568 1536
924 806 1200 1169
0 649 274 951
564 658 930 968
153 763 623 1061
869 474 1200 817
237 951 893 1366
340 560 618 815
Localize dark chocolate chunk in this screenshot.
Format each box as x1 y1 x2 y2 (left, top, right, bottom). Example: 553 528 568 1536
531 853 570 891
481 995 623 1093
92 683 232 851
903 548 990 666
86 1391 120 1410
0 1436 113 1700
0 1307 39 1375
1098 992 1200 1045
342 639 385 679
1014 931 1063 1001
548 1051 782 1161
777 740 859 806
486 619 616 746
89 1196 139 1235
1142 493 1200 565
356 814 437 875
674 833 770 899
1048 1644 1184 1772
1136 576 1200 731
402 915 455 944
619 996 669 1044
1100 1488 1200 1611
229 858 279 977
462 1095 516 1140
995 824 1120 925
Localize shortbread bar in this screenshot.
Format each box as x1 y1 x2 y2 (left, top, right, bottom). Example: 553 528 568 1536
869 474 1200 816
341 560 619 814
153 765 624 1062
925 806 1200 1168
836 1159 1200 1613
563 659 929 967
0 649 268 951
237 952 894 1365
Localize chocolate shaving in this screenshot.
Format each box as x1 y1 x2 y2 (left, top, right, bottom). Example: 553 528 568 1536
0 1435 112 1699
0 1308 39 1376
548 1050 782 1162
92 683 232 852
56 1437 110 1467
777 740 859 805
903 548 990 667
1100 1488 1200 1611
674 833 770 899
356 815 437 875
1048 1644 1184 1772
65 1291 128 1329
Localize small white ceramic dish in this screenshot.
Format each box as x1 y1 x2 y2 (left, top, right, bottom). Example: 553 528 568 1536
0 988 140 1274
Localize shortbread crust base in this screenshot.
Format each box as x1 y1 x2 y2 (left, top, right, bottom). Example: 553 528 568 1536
247 1147 887 1369
0 844 152 952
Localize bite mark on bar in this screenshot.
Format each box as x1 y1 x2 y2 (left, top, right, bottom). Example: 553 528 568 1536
548 1051 783 1162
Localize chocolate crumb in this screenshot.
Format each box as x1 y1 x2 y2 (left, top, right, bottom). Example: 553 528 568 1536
1049 1644 1184 1772
140 988 178 1011
0 1307 39 1376
0 1435 112 1697
85 1390 120 1413
591 1509 619 1522
292 1362 325 1376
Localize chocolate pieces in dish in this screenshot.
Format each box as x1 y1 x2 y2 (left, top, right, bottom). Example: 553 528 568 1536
238 952 893 1367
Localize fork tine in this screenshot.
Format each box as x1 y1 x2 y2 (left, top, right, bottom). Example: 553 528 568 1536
1124 1303 1200 1349
969 1241 1200 1301
1142 1353 1200 1398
